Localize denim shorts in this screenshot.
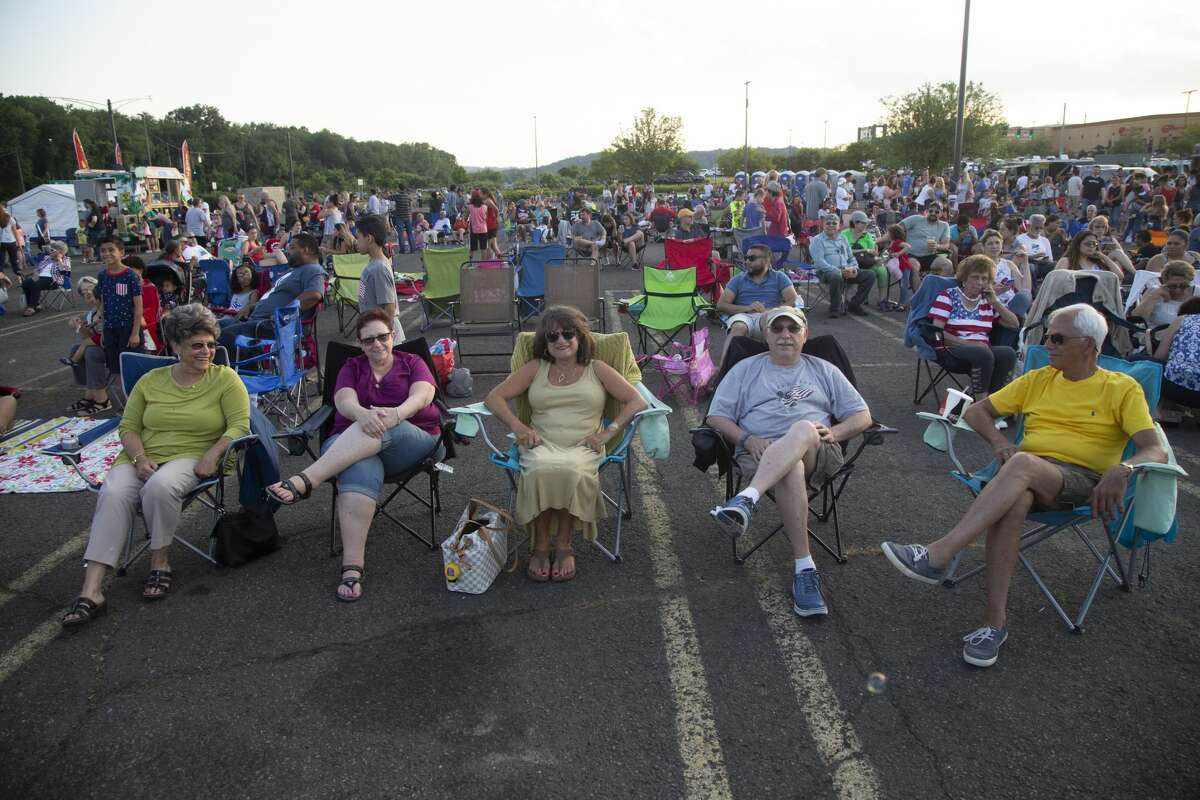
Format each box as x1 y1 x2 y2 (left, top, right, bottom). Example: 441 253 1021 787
322 421 439 501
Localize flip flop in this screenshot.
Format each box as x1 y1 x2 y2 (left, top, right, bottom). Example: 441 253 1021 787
268 473 313 505
551 547 577 583
526 549 552 582
336 565 364 602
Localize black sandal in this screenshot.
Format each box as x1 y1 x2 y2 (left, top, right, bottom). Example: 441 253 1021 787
336 564 364 602
268 473 313 505
142 569 173 601
61 596 108 628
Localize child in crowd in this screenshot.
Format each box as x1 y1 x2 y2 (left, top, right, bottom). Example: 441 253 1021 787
124 256 161 351
929 255 955 277
412 213 430 250
94 238 143 376
886 224 916 310
229 265 260 320
61 276 101 366
159 275 181 315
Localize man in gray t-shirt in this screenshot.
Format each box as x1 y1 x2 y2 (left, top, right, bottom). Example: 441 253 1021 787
706 306 873 618
570 208 606 258
805 169 831 220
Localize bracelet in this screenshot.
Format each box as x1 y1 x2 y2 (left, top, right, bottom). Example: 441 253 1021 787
130 453 144 465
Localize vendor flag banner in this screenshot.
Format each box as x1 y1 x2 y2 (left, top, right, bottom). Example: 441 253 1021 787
72 129 90 171
114 142 123 167
181 140 193 195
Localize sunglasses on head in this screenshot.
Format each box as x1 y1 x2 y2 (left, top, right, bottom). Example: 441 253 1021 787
1047 333 1088 345
359 331 391 346
545 329 577 343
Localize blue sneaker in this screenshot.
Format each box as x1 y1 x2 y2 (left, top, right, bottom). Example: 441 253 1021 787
710 494 756 538
881 542 945 585
792 569 828 617
962 626 1008 667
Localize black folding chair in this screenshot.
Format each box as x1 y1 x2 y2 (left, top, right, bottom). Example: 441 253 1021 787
279 338 458 556
690 335 895 564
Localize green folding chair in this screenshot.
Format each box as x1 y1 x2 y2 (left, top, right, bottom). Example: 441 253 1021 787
420 246 467 330
330 254 369 334
217 238 244 264
628 266 709 359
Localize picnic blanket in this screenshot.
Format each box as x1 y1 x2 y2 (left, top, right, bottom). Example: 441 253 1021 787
0 417 121 494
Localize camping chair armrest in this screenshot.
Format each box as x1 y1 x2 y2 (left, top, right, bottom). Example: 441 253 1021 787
1130 461 1187 478
272 405 333 454
841 421 898 470
609 383 672 459
38 417 124 491
447 404 509 459
915 411 973 475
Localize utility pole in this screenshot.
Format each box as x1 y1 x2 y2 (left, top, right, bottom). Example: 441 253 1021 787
951 0 971 178
743 81 750 175
286 130 296 197
1059 103 1067 157
823 120 828 150
534 115 539 187
142 113 153 164
1185 89 1198 130
107 98 120 169
241 135 248 185
13 147 26 194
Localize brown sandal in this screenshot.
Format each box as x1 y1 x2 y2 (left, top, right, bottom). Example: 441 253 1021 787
551 548 577 582
142 569 173 601
527 549 552 582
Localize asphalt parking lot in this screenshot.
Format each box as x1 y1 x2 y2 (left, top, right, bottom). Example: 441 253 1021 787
1 243 1198 799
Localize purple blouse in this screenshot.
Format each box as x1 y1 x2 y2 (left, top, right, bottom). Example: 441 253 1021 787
331 352 441 436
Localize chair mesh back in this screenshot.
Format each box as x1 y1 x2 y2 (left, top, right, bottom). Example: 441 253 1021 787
273 304 304 386
545 258 600 319
119 352 177 397
516 244 567 299
199 260 232 306
421 247 468 299
743 234 794 267
458 264 515 324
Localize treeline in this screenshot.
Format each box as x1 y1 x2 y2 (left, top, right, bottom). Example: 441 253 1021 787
0 96 467 200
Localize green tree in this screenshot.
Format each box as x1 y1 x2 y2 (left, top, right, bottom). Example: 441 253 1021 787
879 81 1007 169
468 168 503 186
716 147 773 175
588 149 622 181
608 107 686 181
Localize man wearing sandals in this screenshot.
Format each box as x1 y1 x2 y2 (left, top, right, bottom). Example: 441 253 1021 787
62 305 250 627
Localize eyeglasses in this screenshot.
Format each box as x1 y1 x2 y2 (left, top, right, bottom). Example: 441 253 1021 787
1164 282 1192 292
746 255 769 262
769 323 804 334
359 332 392 346
545 329 577 343
188 341 218 352
1047 333 1089 345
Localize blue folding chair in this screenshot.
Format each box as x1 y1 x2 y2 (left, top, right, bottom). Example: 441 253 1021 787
234 303 310 427
743 233 824 309
198 259 232 308
515 243 566 323
916 346 1187 632
40 348 257 573
904 275 969 405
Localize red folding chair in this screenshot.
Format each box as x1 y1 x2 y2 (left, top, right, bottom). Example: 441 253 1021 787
660 237 723 305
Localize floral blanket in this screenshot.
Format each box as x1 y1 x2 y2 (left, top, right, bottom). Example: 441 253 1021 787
0 417 121 494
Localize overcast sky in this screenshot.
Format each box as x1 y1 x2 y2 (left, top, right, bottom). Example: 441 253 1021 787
3 0 1198 168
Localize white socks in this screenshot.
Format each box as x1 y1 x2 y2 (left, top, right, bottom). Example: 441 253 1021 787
736 487 761 504
794 556 816 574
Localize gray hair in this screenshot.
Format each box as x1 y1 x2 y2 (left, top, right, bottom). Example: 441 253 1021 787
75 275 97 296
1028 214 1046 226
1049 303 1107 352
162 303 220 345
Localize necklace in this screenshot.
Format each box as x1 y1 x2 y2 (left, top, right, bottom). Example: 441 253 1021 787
549 362 581 385
960 292 982 310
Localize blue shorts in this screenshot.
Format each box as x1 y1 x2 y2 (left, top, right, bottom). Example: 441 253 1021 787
322 421 439 502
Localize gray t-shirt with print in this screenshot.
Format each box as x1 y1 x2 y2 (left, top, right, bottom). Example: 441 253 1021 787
358 257 398 312
708 353 867 450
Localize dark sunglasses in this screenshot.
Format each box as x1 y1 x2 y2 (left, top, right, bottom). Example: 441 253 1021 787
769 323 803 334
545 329 577 343
188 341 218 352
746 254 769 262
1047 333 1089 345
359 331 392 346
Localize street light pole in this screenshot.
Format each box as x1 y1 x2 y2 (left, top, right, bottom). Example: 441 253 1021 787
286 130 296 197
534 115 539 187
1059 102 1067 157
743 81 750 175
107 98 120 169
823 120 828 150
951 0 971 178
1185 89 1198 130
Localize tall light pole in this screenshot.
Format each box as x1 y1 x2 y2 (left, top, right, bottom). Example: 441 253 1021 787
142 113 154 164
951 0 971 177
286 130 296 197
1059 102 1067 157
1185 89 1198 130
533 115 539 188
743 82 750 175
823 120 828 150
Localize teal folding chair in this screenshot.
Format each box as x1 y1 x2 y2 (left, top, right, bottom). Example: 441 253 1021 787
917 345 1187 632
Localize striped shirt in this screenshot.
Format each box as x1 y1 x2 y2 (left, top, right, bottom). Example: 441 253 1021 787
928 286 996 343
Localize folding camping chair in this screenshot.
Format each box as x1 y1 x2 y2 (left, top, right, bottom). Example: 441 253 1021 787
451 261 519 374
690 335 895 564
278 338 459 555
198 259 233 310
233 302 310 428
743 234 824 310
916 346 1187 632
447 331 671 563
544 257 606 332
217 237 245 265
1019 270 1142 359
419 245 466 330
40 271 75 311
627 266 709 360
515 243 567 323
40 348 257 573
330 253 369 334
661 237 726 305
904 275 969 405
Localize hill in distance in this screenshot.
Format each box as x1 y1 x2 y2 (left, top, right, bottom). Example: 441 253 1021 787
467 146 799 179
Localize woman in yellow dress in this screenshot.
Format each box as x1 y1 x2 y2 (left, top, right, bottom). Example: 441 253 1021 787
485 306 645 582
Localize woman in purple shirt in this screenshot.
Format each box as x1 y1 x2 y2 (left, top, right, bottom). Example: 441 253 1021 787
267 308 440 601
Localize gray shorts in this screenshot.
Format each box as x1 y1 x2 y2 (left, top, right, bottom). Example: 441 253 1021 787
1035 457 1102 511
735 438 845 487
724 312 765 339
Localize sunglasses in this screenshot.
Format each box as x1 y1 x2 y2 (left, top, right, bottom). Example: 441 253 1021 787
746 254 769 262
545 329 577 343
1047 333 1089 345
769 323 803 334
188 341 218 352
359 331 392 346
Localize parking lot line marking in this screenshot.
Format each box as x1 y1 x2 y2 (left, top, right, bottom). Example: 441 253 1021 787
681 406 881 800
18 365 71 386
0 619 61 684
0 531 89 609
0 310 77 337
632 440 733 800
845 313 906 346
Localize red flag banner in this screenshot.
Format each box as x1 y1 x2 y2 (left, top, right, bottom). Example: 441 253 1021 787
114 142 123 168
72 129 90 171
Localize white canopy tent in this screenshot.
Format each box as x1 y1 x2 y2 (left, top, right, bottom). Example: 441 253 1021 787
7 184 80 238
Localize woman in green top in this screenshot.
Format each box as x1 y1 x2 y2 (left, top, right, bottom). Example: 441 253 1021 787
841 211 890 310
62 304 251 627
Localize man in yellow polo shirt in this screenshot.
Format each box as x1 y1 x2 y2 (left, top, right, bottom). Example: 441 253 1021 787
881 303 1166 668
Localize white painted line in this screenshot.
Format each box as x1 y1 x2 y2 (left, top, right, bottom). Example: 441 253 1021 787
0 531 89 609
16 365 71 386
0 310 77 337
681 406 881 800
632 439 733 800
0 619 62 684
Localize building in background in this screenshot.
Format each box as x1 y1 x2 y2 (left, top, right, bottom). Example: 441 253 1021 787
1008 113 1193 155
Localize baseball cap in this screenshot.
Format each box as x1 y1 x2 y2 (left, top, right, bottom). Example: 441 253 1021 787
849 210 870 224
677 208 694 218
766 181 782 194
762 306 808 329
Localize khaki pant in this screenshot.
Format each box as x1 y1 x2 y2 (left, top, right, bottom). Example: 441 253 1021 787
83 460 201 568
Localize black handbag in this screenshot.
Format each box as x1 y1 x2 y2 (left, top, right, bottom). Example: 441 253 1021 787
853 249 878 268
213 506 281 567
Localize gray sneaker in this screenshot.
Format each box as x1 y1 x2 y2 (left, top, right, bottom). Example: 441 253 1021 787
880 542 945 585
962 626 1008 667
